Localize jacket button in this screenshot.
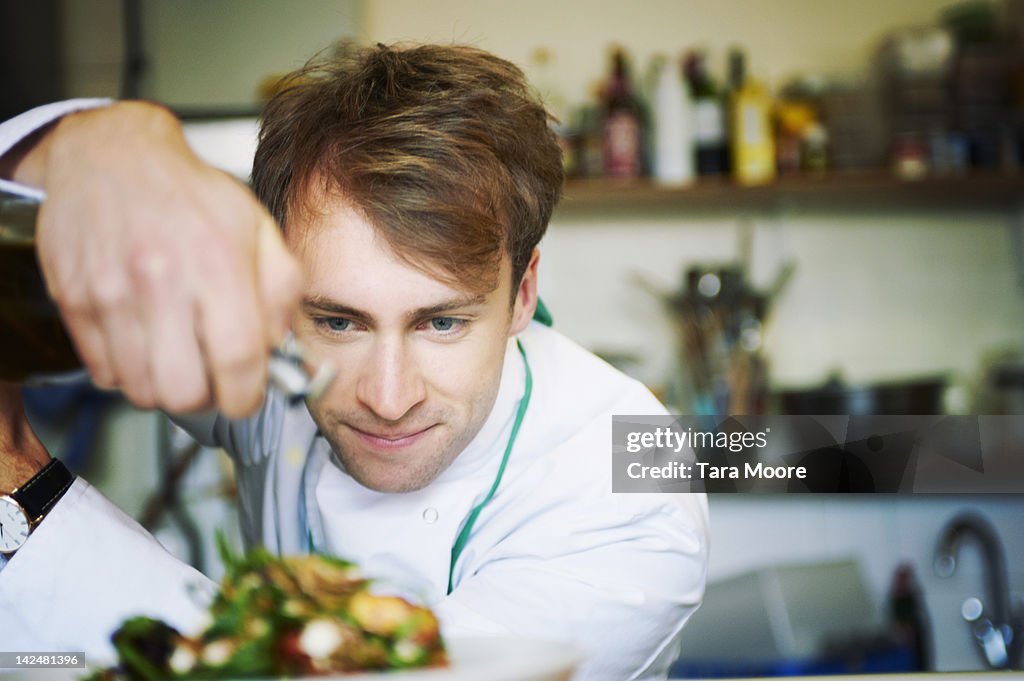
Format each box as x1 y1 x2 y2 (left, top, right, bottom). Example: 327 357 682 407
422 507 439 524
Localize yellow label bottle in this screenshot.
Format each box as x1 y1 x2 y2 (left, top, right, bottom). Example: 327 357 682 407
729 50 776 186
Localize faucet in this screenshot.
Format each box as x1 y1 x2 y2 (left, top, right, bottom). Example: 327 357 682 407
934 512 1022 669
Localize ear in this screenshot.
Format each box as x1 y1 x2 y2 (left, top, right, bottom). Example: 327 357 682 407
509 248 540 337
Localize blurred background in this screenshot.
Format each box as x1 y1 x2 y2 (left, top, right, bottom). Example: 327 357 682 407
3 0 1024 677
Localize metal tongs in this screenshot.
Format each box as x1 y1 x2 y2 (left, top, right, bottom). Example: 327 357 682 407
269 337 336 404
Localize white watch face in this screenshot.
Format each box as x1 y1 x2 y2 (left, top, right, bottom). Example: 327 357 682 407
0 496 30 553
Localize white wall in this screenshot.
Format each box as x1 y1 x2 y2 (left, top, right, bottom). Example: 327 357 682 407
139 0 361 108
59 0 361 107
60 0 124 99
364 0 968 108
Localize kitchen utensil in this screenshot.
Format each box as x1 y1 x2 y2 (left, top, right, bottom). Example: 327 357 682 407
0 187 333 402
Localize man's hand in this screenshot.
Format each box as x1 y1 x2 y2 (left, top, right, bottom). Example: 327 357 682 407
10 102 301 417
0 384 50 492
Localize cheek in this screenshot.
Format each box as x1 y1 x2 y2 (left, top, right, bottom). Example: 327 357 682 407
418 321 512 415
419 338 503 400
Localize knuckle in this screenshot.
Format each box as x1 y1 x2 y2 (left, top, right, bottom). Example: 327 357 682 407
43 265 87 312
88 270 130 308
52 286 90 315
127 245 173 288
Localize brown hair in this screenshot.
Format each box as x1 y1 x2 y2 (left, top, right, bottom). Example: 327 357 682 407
252 43 564 295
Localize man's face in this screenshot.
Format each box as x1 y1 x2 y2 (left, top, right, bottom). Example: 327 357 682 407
286 194 536 493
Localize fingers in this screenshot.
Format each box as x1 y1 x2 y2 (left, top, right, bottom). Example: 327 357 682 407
193 202 269 418
136 246 212 413
50 237 160 406
98 305 155 407
61 312 116 388
257 211 303 347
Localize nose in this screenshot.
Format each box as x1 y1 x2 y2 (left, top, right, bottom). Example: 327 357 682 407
355 337 426 422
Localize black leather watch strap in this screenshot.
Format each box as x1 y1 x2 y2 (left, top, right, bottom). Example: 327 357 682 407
10 458 75 523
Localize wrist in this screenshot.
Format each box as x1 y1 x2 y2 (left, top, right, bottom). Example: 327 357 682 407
0 122 55 187
20 101 186 190
0 385 51 491
0 450 49 494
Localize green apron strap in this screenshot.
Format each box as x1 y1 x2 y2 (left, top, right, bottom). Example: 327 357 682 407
447 339 532 594
532 298 553 327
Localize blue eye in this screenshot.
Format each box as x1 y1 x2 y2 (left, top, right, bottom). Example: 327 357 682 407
317 317 351 333
429 317 465 333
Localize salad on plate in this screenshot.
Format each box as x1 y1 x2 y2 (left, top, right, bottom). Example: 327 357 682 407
85 539 446 680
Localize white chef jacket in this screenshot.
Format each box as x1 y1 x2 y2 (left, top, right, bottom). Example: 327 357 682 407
0 102 709 681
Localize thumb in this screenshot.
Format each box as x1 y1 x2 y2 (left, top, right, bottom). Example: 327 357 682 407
256 213 302 348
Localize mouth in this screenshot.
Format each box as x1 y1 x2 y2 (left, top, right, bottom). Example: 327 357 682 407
346 424 437 451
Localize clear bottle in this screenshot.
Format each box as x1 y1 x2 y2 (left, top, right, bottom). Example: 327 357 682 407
652 54 696 186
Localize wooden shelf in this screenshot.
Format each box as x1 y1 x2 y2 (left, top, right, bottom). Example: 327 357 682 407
554 171 1024 218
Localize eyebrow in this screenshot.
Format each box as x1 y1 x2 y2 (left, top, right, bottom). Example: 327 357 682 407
302 293 488 323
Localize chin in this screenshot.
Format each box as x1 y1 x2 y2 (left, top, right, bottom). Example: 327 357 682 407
342 456 449 493
324 429 459 494
356 472 433 494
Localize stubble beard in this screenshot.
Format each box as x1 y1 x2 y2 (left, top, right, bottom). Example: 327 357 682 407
310 401 493 493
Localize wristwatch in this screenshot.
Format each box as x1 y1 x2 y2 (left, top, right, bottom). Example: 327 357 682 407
0 458 75 554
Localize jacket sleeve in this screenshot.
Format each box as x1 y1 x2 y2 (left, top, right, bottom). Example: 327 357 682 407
0 397 282 663
0 478 215 665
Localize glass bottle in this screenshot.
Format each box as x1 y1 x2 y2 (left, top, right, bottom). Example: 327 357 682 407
602 48 645 178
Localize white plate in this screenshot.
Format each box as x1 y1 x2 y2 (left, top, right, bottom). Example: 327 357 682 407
5 637 579 681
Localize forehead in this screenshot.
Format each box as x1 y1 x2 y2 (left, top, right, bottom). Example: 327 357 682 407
285 192 509 312
285 174 504 294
